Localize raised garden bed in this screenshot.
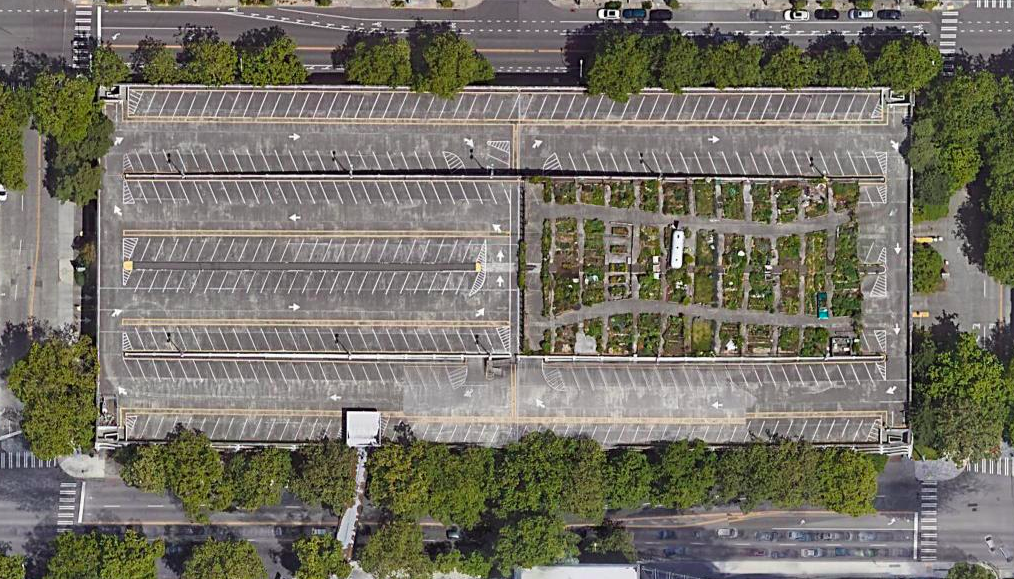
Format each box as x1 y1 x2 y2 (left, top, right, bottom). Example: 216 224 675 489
580 182 606 205
777 326 800 355
832 181 860 214
610 182 636 209
693 230 718 306
637 226 663 300
751 183 772 223
803 182 829 218
607 314 635 355
582 219 606 307
693 180 715 217
722 234 747 310
690 318 715 356
555 181 578 205
801 327 830 357
748 237 775 312
584 318 604 353
721 182 746 220
540 329 552 354
541 220 552 316
777 235 801 315
663 181 689 215
775 183 801 223
832 223 861 319
804 230 828 316
554 323 578 354
662 315 686 356
746 325 774 355
640 180 660 213
637 313 663 356
719 322 743 355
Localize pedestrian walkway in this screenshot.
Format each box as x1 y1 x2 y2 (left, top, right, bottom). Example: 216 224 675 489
0 451 58 469
72 5 92 71
940 10 959 76
964 457 1014 476
975 0 1013 7
918 480 938 562
57 482 79 532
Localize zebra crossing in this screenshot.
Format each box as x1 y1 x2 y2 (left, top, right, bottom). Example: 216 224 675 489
919 480 938 562
72 5 92 71
940 11 959 76
964 457 1014 476
975 0 1013 7
0 451 58 469
57 482 79 532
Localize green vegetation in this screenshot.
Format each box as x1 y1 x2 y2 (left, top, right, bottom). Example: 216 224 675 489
832 181 860 214
777 235 801 314
693 230 718 306
722 234 747 310
606 449 653 509
637 313 663 356
412 31 494 98
610 181 636 208
289 438 358 513
177 28 239 85
586 29 654 103
721 182 745 220
983 77 1014 283
43 530 164 579
581 182 606 205
801 327 830 357
91 43 132 87
775 183 800 223
871 36 942 94
911 331 1014 462
183 538 266 579
0 554 24 579
541 220 552 316
832 224 862 319
583 219 606 306
750 183 772 222
804 231 828 315
719 322 742 355
555 181 578 204
0 86 30 191
637 226 663 300
762 45 814 89
640 179 660 212
7 335 98 460
345 36 412 87
665 235 692 305
662 315 687 355
746 325 774 355
132 38 182 84
236 27 308 85
814 45 872 87
294 535 352 579
580 523 637 563
494 515 580 574
654 440 715 508
607 314 635 355
585 318 604 353
31 72 99 146
945 563 994 579
690 318 715 355
693 180 715 217
804 185 828 218
778 327 800 354
227 447 292 510
662 181 689 215
554 324 578 354
748 238 775 312
45 111 113 205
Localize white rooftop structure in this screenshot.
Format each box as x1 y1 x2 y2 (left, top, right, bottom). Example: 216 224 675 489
344 411 381 447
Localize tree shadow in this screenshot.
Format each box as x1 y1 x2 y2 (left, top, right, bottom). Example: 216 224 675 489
406 20 455 73
805 31 849 58
0 49 68 86
233 26 287 54
561 21 612 73
0 320 62 376
983 322 1014 365
986 44 1014 77
929 311 961 351
331 30 398 70
956 178 989 269
21 520 58 579
856 26 918 60
269 543 299 575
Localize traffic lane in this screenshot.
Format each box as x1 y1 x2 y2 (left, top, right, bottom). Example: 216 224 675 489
0 469 72 551
936 472 1014 573
0 0 71 66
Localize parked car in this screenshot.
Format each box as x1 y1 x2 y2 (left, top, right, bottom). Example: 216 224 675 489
0 184 6 202
622 8 647 19
755 531 778 542
817 532 842 541
717 528 740 539
858 531 880 542
801 548 825 558
848 8 875 19
859 548 881 558
770 550 790 559
748 549 767 557
658 530 676 540
834 547 851 557
783 9 810 21
648 8 673 20
446 527 462 541
986 536 997 553
749 9 778 21
814 8 840 19
877 9 902 19
788 531 813 541
597 8 621 20
664 546 687 557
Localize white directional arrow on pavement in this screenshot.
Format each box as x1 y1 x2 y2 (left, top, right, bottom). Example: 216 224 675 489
288 133 301 141
117 387 128 395
475 308 485 317
711 401 723 409
893 324 901 335
113 206 122 216
111 309 122 317
496 250 504 262
707 136 720 144
535 398 545 408
886 386 897 395
464 389 473 398
111 32 121 41
114 137 123 146
464 137 474 148
492 223 502 233
288 303 301 311
890 139 900 151
372 21 382 27
289 214 301 222
533 139 543 149
329 394 341 401
894 243 902 254
496 276 504 287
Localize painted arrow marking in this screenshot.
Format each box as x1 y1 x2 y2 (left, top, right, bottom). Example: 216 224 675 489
288 303 301 311
533 139 543 149
708 136 720 144
288 133 300 141
289 214 301 222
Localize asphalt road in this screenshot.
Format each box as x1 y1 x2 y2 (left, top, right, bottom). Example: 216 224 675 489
949 2 1014 58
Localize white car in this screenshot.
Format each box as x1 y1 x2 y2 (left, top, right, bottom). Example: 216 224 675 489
783 9 810 21
0 184 7 202
597 8 621 20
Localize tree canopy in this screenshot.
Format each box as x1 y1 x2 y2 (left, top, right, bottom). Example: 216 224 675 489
493 514 579 575
43 530 164 579
762 45 814 89
0 86 30 191
656 33 702 93
913 243 945 293
359 520 433 579
0 554 25 579
701 41 763 89
180 34 238 85
132 37 182 84
30 72 99 146
290 438 358 513
44 110 113 205
182 539 265 579
814 45 871 87
7 334 99 459
160 427 230 521
92 43 131 87
345 37 413 87
654 440 716 509
293 535 351 579
946 562 994 579
586 30 653 103
227 447 292 510
605 449 652 510
236 28 307 86
871 36 942 93
412 32 494 98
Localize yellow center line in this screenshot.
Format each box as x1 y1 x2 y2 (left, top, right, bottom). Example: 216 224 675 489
122 229 509 238
120 318 508 329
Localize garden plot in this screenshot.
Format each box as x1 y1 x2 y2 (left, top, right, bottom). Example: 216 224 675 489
804 230 829 316
777 234 803 315
748 237 776 312
693 230 719 307
720 182 746 220
665 226 693 305
693 180 716 217
751 183 773 223
663 181 689 216
722 234 747 310
746 324 774 355
637 226 664 300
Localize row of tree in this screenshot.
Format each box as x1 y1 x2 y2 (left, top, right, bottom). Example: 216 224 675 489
0 530 350 579
911 329 1014 461
585 30 941 102
0 86 30 191
118 428 358 521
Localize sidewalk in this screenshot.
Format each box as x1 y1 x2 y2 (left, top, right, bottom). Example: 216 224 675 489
104 0 486 10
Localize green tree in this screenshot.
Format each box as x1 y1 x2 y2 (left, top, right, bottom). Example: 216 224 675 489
119 444 168 493
344 37 412 87
656 33 701 93
580 522 637 563
984 77 1014 284
99 530 166 579
561 437 607 521
161 427 229 521
762 45 814 89
412 32 494 98
132 37 181 84
182 539 266 579
367 441 432 519
45 111 114 205
702 41 763 89
433 550 492 578
985 219 1014 284
653 440 715 509
180 30 238 85
0 86 31 191
291 438 358 513
715 442 777 510
814 449 877 516
586 29 653 103
227 447 292 510
913 243 945 293
924 333 1007 403
493 514 579 575
44 531 101 579
424 445 495 529
605 449 653 509
871 36 942 93
497 430 572 516
934 397 1006 462
946 562 994 579
293 535 352 579
7 335 99 459
359 520 432 579
813 45 871 87
236 28 307 86
31 72 99 146
0 554 25 579
92 43 131 87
